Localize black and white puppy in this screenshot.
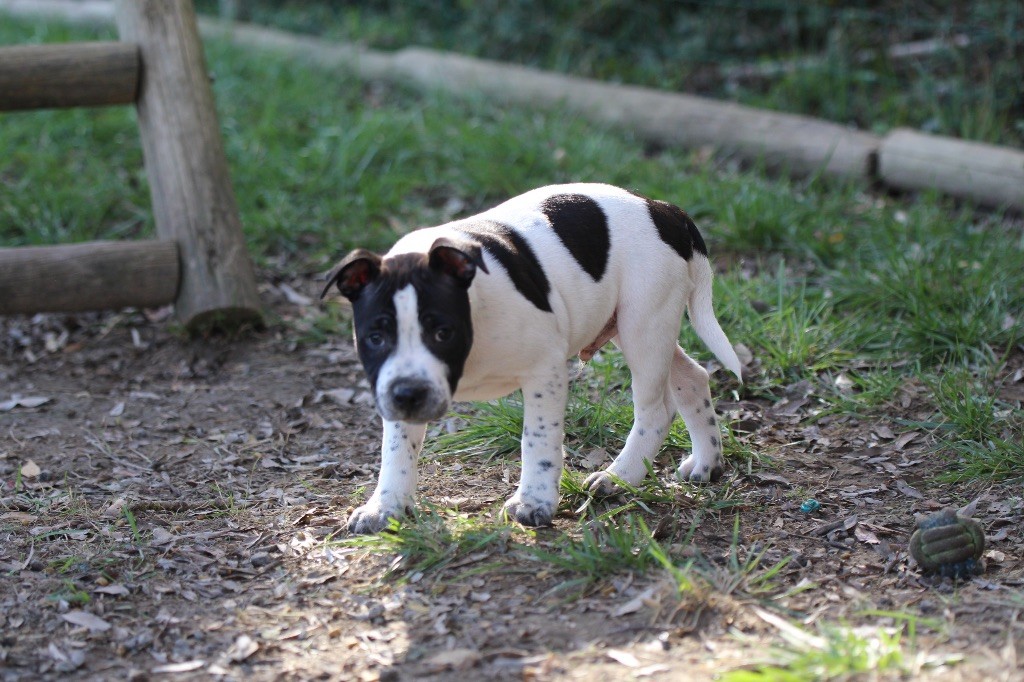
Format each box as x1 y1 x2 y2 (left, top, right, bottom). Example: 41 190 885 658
323 183 741 534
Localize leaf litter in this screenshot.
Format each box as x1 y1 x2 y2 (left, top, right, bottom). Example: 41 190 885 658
0 279 1022 681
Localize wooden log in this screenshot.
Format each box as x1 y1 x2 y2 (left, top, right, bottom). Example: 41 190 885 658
114 0 262 333
0 240 179 315
192 21 877 179
879 129 1024 210
0 0 115 25
0 42 139 111
388 48 881 180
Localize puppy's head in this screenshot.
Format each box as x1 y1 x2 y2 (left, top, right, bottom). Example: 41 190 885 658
322 237 487 423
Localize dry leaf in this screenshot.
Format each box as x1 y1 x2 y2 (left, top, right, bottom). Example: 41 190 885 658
0 395 51 411
20 460 41 478
581 447 609 470
102 497 128 518
873 425 896 439
151 527 177 546
279 283 313 306
612 588 656 617
319 388 356 406
606 649 642 667
151 661 205 674
94 584 131 596
424 648 480 672
893 431 920 450
894 479 924 499
61 610 111 632
854 526 880 544
227 634 259 662
734 343 754 366
2 511 38 524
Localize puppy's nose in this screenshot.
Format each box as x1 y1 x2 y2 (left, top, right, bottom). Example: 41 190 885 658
390 380 429 412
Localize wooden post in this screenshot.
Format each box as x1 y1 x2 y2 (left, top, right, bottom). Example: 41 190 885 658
0 241 179 315
114 0 262 332
0 42 139 111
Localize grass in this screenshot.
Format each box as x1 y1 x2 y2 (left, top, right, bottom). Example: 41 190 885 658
929 371 1024 482
723 610 959 681
196 0 1024 147
2 6 1022 603
3 12 1019 680
337 505 519 581
529 513 662 591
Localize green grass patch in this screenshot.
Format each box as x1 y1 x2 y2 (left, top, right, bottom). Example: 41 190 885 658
724 610 958 681
337 505 519 581
529 513 661 591
3 13 1023 488
928 371 1024 482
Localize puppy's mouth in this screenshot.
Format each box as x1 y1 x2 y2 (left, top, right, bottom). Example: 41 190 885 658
376 379 450 423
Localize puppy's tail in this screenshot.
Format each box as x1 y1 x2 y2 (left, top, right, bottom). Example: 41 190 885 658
687 253 743 381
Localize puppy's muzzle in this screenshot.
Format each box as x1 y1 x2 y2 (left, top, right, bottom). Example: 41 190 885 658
378 378 449 423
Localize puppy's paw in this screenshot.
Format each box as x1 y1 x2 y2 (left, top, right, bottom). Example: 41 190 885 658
502 494 555 527
347 498 409 535
676 454 725 483
583 470 619 496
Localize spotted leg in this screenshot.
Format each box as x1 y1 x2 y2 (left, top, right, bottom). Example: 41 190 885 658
503 361 569 527
348 419 427 534
671 346 726 482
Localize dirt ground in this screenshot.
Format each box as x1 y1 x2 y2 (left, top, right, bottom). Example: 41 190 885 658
2 278 1022 681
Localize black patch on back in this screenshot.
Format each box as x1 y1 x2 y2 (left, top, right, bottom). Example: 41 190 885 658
540 193 610 281
638 194 708 260
455 220 552 312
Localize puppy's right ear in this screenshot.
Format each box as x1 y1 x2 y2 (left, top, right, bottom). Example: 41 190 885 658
321 249 382 301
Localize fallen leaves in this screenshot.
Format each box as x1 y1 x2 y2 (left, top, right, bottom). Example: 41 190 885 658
423 647 480 672
225 634 260 662
0 395 51 411
61 610 111 633
2 289 1022 682
151 660 205 674
94 584 131 597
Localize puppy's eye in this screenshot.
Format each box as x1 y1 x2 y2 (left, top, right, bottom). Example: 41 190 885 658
366 331 386 348
433 327 454 343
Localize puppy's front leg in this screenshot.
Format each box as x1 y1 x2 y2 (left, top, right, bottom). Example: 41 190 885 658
503 369 568 527
348 419 426 534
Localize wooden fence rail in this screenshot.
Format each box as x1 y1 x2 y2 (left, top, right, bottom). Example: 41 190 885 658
0 42 138 111
0 0 261 332
0 240 179 315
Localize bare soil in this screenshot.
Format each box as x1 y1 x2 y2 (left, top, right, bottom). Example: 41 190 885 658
2 279 1022 681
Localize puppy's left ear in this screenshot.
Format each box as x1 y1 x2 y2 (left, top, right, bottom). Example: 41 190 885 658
321 249 383 301
428 237 488 287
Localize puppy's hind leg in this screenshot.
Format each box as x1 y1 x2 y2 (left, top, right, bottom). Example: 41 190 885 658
671 346 726 482
584 315 679 494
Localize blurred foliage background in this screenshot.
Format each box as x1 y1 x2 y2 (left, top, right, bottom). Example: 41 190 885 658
196 0 1024 146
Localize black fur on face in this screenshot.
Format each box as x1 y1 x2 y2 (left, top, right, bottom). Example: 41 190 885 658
322 240 485 398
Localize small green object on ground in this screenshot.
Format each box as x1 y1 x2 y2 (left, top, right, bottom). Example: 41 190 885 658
799 499 821 513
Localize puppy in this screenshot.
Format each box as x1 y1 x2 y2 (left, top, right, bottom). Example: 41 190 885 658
322 183 741 534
